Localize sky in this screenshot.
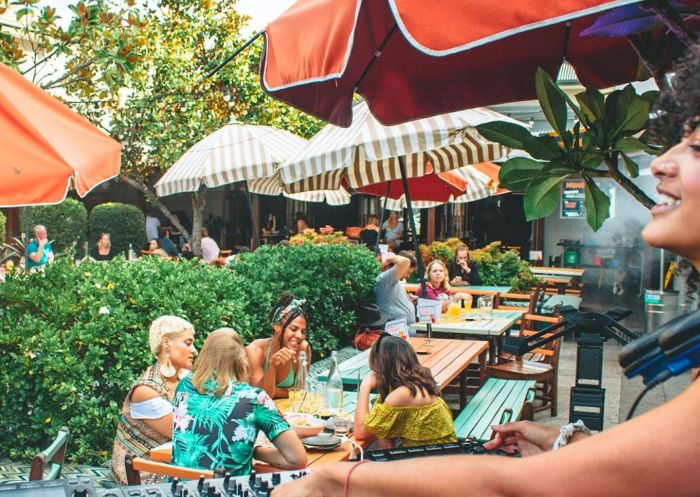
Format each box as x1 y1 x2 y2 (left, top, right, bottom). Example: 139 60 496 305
36 0 296 33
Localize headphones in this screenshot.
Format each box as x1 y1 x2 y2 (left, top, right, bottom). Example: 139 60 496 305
619 309 700 386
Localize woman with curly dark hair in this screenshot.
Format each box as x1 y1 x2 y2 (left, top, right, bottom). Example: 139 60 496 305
353 334 456 448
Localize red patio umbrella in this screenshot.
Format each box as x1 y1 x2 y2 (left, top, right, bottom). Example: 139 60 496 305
355 164 467 202
261 0 673 127
0 63 121 207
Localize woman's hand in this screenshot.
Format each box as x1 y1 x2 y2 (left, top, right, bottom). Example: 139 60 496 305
454 292 473 304
269 347 297 368
483 420 560 457
361 372 378 392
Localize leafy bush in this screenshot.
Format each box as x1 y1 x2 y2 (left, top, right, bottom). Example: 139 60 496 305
0 257 250 465
232 244 379 357
419 237 463 267
290 228 349 245
88 203 146 256
24 198 87 254
0 210 6 243
469 242 540 293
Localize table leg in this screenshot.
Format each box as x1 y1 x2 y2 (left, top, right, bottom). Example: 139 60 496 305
488 338 497 365
459 370 467 410
478 351 486 386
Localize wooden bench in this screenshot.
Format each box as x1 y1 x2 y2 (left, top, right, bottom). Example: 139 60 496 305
453 378 535 442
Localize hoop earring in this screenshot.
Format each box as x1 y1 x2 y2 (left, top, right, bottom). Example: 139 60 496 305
159 351 176 378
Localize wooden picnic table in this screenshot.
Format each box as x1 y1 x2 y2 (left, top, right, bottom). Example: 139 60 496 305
317 337 488 409
149 392 376 471
409 310 523 365
530 266 585 278
403 284 512 296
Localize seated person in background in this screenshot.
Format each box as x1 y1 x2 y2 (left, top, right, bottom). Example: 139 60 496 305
449 244 482 286
293 212 310 235
353 303 389 351
26 224 54 270
158 228 180 258
172 328 306 476
111 316 197 485
262 213 278 236
354 334 456 448
415 259 471 313
375 251 417 324
360 214 380 249
381 211 403 250
90 232 116 261
200 227 220 263
246 292 312 398
179 242 195 260
147 238 170 259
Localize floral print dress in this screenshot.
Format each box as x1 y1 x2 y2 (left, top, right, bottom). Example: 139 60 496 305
172 375 291 475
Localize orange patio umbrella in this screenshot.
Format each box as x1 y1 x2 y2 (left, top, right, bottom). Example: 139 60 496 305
0 63 121 207
259 0 680 127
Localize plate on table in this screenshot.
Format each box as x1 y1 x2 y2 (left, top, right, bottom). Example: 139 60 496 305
302 435 342 450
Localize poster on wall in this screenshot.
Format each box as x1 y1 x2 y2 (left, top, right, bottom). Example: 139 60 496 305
561 179 585 219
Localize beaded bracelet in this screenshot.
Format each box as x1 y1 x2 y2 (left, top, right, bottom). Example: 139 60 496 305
344 459 369 497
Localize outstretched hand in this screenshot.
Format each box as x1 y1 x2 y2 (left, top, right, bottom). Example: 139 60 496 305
483 421 559 457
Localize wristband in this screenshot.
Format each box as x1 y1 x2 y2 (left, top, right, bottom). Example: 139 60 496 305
552 419 591 450
343 459 368 497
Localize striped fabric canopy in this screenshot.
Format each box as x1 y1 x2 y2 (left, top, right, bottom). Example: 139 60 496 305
278 101 517 193
155 121 306 197
380 162 507 211
248 175 351 205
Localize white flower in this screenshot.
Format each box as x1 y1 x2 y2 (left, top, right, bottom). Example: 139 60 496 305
173 398 193 431
98 306 110 315
231 424 254 442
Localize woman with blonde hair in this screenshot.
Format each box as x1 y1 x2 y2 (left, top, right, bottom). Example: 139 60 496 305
111 316 197 485
90 232 116 261
415 259 471 313
173 328 306 475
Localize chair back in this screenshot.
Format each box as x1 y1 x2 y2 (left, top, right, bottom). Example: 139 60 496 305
520 314 564 366
30 427 69 480
124 455 223 485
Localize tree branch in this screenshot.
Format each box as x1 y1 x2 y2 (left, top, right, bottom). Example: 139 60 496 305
41 56 97 90
118 173 191 242
604 156 656 209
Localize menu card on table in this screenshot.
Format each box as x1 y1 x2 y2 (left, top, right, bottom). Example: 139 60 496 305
385 318 409 339
416 298 441 323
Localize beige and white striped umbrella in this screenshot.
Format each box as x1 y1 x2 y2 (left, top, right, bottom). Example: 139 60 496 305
248 175 351 206
155 121 306 197
278 101 518 193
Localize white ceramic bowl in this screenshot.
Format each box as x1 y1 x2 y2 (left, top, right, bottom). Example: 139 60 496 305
285 412 326 438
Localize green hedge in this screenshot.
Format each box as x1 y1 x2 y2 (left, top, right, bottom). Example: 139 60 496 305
24 199 87 255
88 203 146 256
232 244 379 358
0 257 250 464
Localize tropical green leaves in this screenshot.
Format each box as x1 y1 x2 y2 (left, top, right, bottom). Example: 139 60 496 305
477 67 658 231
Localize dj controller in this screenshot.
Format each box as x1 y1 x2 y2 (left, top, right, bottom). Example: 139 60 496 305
0 470 309 497
0 440 516 496
366 439 518 461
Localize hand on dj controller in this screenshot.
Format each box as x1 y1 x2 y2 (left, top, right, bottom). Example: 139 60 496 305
484 421 560 457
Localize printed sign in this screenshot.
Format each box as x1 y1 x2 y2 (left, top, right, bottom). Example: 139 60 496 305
561 179 585 219
416 298 441 323
377 244 389 254
385 318 409 339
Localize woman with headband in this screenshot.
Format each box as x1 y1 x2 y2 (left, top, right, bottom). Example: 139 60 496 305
246 292 312 398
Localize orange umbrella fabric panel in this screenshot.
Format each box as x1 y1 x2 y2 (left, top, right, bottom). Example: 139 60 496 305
0 63 121 206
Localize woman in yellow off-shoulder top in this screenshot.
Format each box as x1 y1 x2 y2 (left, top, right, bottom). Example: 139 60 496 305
353 334 456 448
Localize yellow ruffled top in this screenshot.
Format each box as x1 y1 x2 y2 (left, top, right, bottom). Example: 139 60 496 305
363 396 457 447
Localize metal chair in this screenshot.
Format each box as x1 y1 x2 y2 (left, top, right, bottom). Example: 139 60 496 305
30 426 70 480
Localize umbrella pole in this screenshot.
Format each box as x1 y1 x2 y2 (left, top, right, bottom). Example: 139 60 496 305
207 30 264 78
375 181 391 255
243 180 261 249
398 157 426 299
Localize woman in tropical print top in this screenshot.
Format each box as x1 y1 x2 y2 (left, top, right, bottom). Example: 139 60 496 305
172 328 307 475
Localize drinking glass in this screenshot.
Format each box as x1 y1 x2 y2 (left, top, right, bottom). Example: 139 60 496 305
332 415 351 439
289 388 303 412
478 295 494 318
448 296 462 317
313 383 327 417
